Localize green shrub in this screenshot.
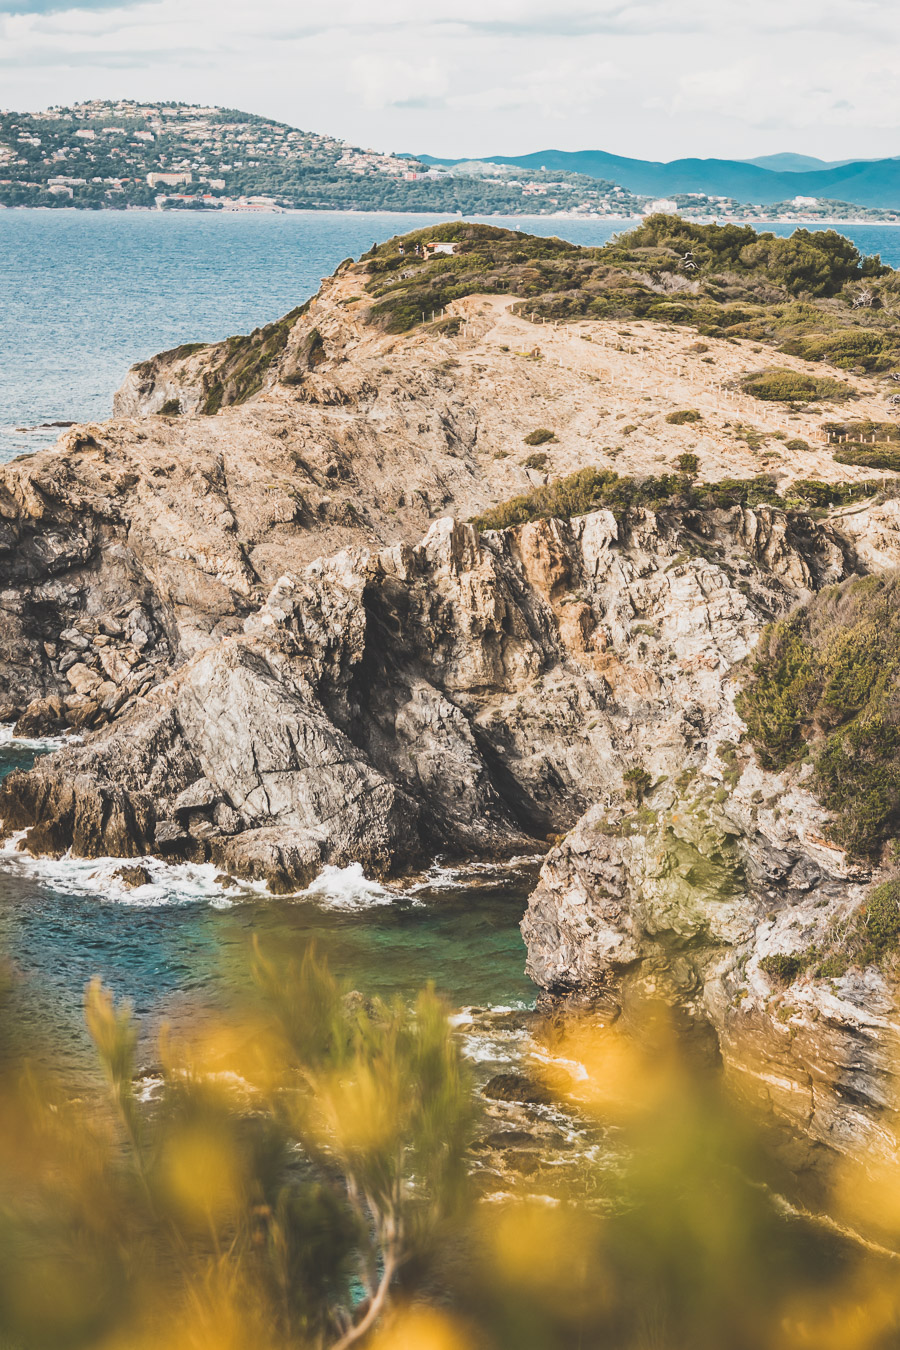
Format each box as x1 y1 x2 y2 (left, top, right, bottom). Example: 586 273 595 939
523 452 549 470
472 470 877 533
817 882 900 973
666 409 702 425
199 304 306 413
759 953 805 985
825 420 900 443
785 438 808 452
781 328 900 372
738 574 900 859
159 398 181 416
833 445 900 473
359 217 888 339
740 368 852 403
676 452 700 477
524 428 557 446
623 764 652 804
781 479 875 510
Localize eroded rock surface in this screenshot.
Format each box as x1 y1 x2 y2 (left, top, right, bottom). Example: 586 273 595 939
0 501 851 891
521 660 900 1167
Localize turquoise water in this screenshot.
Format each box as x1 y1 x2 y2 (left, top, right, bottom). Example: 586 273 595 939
2 209 898 461
0 209 633 460
0 734 536 1071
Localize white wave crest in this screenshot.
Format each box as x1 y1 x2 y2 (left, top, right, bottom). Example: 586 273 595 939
0 836 404 912
298 862 395 910
0 841 269 908
0 722 80 751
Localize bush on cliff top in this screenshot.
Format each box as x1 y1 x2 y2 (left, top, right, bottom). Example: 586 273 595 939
523 427 557 445
358 218 891 348
833 444 900 473
739 573 900 859
471 468 879 533
781 327 900 372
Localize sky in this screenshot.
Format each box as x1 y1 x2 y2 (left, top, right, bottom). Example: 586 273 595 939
1 0 899 163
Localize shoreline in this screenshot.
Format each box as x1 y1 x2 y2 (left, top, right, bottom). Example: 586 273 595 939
3 204 900 227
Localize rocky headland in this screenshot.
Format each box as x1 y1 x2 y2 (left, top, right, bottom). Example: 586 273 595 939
5 219 900 1165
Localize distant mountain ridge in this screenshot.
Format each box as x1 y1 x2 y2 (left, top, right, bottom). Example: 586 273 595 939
741 153 865 173
413 149 900 208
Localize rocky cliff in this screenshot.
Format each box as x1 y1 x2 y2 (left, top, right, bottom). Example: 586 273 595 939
5 223 900 1165
0 501 850 887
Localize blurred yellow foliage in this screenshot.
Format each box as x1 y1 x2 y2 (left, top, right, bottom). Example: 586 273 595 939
1 951 900 1349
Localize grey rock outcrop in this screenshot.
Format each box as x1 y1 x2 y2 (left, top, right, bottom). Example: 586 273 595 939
0 501 856 891
520 663 900 1166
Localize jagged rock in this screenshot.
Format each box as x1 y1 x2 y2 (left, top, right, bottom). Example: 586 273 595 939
113 864 151 888
98 646 138 684
66 663 103 696
172 777 217 814
521 774 900 1166
6 250 900 1163
60 629 90 651
155 819 188 849
213 801 242 834
0 504 863 891
482 1073 554 1106
15 696 65 737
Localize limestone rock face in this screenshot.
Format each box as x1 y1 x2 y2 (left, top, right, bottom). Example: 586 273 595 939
0 501 858 893
521 746 900 1165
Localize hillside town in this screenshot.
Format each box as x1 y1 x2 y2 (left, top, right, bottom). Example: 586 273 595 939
0 100 647 216
2 100 900 222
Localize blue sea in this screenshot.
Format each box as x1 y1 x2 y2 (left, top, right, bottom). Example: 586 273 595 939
2 209 899 462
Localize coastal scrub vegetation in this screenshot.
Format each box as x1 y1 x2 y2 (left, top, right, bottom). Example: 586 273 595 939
199 305 307 413
665 409 703 424
523 428 557 446
780 327 900 372
738 367 853 403
357 219 896 374
738 573 900 859
760 879 900 983
834 444 900 473
471 467 880 533
149 218 900 415
3 946 900 1349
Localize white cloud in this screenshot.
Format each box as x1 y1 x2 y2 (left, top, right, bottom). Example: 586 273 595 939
1 0 899 160
350 54 450 110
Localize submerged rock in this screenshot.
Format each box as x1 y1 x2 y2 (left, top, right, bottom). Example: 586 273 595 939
113 864 152 889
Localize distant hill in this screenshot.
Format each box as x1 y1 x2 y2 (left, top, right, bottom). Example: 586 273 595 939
414 149 900 208
741 153 862 173
4 101 899 217
0 100 646 217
